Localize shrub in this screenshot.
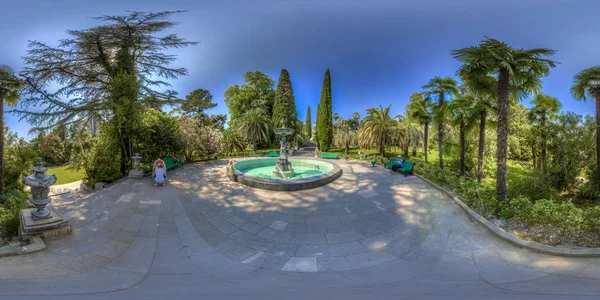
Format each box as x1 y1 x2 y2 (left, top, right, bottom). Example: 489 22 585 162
530 199 583 232
506 196 533 225
583 206 600 233
0 189 29 238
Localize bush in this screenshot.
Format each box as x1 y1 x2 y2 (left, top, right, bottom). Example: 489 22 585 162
583 206 600 233
0 189 29 238
530 199 583 232
506 196 533 225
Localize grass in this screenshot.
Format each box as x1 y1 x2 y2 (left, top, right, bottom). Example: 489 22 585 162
46 165 86 185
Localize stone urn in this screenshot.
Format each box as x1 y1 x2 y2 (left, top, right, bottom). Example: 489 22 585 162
129 153 144 179
22 158 56 219
20 158 72 241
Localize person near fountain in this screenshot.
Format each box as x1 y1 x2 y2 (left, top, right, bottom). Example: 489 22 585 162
154 164 167 186
226 160 235 181
390 157 404 175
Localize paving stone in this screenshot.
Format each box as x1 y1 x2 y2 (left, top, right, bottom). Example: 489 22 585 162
176 216 200 238
104 237 156 273
208 215 239 235
104 216 129 232
181 236 215 257
281 257 318 272
214 239 259 262
240 222 264 234
345 250 397 269
291 233 327 245
138 216 160 238
157 217 179 240
295 241 370 257
91 238 131 259
326 222 354 233
258 227 293 243
189 251 257 279
112 230 138 243
59 252 111 273
226 215 248 227
122 214 145 233
317 256 351 272
306 216 338 225
305 223 328 234
325 230 364 244
228 230 298 256
244 252 290 270
285 223 306 233
150 240 202 275
269 220 288 231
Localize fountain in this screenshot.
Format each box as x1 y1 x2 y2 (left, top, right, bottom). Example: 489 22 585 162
20 158 71 241
272 118 295 179
231 118 342 191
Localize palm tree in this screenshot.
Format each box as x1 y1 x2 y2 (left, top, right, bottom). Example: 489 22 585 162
395 116 422 159
449 94 478 176
358 105 397 156
452 37 556 201
571 66 600 190
0 65 25 194
460 75 497 183
406 93 433 163
334 118 358 155
422 76 458 170
529 94 561 168
237 108 272 152
352 112 360 121
333 112 340 124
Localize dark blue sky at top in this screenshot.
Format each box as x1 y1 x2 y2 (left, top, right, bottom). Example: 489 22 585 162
1 0 598 139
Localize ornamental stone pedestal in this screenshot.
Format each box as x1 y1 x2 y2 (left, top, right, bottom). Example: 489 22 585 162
128 153 144 179
20 158 71 242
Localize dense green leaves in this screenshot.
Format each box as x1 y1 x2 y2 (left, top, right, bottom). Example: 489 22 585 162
317 69 333 150
272 69 297 130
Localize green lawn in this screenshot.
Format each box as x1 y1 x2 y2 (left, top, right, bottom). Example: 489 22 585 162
46 165 86 185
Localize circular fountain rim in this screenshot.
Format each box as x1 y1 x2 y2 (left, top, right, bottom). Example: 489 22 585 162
233 157 342 191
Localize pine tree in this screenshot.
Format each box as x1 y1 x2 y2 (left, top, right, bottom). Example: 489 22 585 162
272 69 297 129
305 106 312 139
317 68 333 150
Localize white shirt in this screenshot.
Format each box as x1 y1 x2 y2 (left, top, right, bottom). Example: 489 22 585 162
155 168 166 183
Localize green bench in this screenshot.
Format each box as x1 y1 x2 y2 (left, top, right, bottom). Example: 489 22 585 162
384 158 415 175
163 157 183 170
266 151 280 157
318 152 339 159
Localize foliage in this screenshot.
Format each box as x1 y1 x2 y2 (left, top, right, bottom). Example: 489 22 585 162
334 117 358 154
70 123 121 187
179 116 223 161
237 108 272 152
358 105 397 155
530 199 584 233
18 11 196 130
317 68 333 150
224 71 275 126
222 128 246 153
0 65 26 194
505 196 533 224
272 69 298 130
135 108 183 162
3 142 37 190
305 106 312 139
0 189 28 238
452 37 557 201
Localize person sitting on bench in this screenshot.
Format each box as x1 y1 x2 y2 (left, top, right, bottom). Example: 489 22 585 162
154 164 167 186
390 158 404 174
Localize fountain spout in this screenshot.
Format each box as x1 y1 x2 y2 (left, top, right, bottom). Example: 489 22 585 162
272 118 295 179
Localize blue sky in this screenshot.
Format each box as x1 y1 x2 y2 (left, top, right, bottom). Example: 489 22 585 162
1 0 598 139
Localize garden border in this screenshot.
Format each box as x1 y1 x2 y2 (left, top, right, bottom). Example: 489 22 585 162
416 174 600 257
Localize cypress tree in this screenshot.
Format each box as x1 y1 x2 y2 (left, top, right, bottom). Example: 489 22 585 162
317 68 333 150
305 106 312 139
272 69 297 129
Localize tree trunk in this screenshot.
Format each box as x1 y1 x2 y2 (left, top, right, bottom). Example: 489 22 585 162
496 69 510 202
424 122 429 163
477 111 486 184
541 114 547 169
345 142 349 155
379 141 385 156
253 141 257 153
459 121 466 176
438 92 445 169
0 91 4 195
403 137 410 158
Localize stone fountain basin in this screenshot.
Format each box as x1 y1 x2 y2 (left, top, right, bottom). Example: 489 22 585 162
233 158 342 191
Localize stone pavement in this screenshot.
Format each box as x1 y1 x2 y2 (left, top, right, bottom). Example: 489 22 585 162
2 159 600 299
